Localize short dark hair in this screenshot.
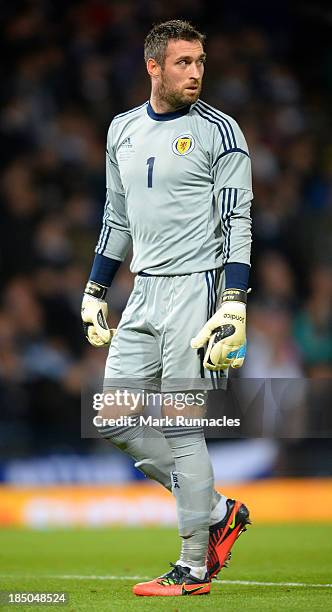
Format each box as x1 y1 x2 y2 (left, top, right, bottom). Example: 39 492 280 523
144 19 205 67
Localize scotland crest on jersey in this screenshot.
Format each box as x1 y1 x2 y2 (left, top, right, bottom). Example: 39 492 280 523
172 134 195 156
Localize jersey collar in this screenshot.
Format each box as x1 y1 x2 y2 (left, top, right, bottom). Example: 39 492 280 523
147 101 191 121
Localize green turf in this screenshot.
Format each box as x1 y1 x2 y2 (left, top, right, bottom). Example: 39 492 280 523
0 524 331 610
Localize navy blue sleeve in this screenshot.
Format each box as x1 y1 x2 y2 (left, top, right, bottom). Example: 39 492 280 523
89 253 122 287
224 262 250 291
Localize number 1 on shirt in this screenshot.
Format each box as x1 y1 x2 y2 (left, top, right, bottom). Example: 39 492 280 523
146 157 155 188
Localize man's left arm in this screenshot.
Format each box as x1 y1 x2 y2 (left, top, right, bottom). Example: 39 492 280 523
191 123 253 370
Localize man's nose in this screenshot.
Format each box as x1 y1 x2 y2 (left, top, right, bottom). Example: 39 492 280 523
190 63 200 80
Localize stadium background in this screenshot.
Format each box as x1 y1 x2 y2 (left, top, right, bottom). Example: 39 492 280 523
0 0 331 528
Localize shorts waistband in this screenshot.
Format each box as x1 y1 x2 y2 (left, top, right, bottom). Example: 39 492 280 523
137 269 222 278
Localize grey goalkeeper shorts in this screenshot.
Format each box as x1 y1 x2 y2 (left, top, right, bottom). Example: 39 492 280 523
104 269 227 391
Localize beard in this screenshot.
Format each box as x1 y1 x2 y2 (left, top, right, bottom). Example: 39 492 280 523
158 73 201 110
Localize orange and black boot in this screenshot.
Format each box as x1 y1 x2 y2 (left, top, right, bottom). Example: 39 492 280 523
207 498 251 578
133 562 210 596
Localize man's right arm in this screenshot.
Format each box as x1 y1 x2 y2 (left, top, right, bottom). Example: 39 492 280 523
81 122 131 347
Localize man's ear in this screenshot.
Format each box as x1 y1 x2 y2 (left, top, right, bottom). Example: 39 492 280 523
147 58 161 79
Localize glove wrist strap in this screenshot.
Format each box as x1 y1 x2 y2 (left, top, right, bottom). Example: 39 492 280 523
222 288 247 304
84 280 107 300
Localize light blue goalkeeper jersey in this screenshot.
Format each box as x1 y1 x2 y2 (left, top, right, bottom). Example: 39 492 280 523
95 99 253 275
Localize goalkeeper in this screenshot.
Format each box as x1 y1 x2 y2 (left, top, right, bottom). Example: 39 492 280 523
82 19 252 597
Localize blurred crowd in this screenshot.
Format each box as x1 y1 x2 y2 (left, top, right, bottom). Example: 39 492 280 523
0 1 332 461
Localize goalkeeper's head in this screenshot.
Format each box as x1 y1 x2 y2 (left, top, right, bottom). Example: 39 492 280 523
144 19 206 110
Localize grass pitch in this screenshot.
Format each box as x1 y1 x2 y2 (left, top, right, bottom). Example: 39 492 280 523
0 524 331 610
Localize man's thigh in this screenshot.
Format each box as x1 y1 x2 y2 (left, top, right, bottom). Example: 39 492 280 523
162 269 225 383
105 276 161 381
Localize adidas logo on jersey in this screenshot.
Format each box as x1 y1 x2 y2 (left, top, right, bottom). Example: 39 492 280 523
120 137 133 148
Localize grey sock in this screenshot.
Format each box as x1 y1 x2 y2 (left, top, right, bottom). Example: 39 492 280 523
99 423 174 489
165 431 214 568
98 422 221 553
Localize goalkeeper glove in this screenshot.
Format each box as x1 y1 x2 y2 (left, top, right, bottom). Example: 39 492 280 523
81 281 116 347
191 288 247 371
